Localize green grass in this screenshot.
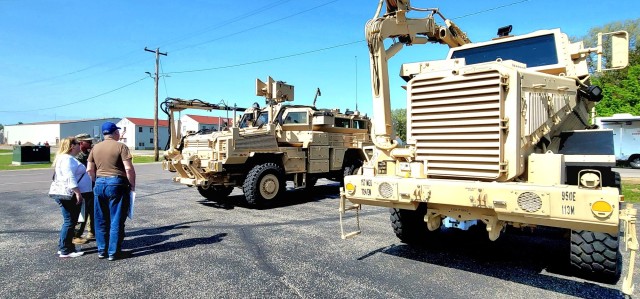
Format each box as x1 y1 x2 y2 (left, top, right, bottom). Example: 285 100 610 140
0 153 158 171
622 181 640 203
0 149 12 154
0 153 54 170
132 155 159 164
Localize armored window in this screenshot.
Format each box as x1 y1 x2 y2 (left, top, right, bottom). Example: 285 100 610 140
335 118 350 128
283 112 307 125
450 33 558 67
255 112 270 127
353 120 367 129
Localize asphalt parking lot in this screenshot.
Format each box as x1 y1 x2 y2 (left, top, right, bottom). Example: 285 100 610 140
1 164 639 298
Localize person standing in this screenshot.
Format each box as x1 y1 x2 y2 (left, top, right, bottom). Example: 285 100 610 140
73 133 95 243
52 137 92 258
87 122 136 261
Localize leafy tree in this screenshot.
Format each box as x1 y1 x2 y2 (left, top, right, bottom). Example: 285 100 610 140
579 19 640 117
0 124 3 131
391 108 407 142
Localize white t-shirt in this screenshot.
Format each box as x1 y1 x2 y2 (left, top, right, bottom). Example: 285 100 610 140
55 154 92 193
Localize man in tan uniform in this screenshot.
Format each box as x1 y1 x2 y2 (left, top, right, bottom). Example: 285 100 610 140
87 122 136 261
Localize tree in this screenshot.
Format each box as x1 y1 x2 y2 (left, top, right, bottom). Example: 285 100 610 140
391 108 407 142
579 19 640 117
0 124 3 131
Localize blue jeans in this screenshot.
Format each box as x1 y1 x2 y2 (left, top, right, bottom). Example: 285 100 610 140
55 197 81 255
94 176 130 257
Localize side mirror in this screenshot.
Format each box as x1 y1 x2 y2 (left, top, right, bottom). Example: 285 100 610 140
597 31 629 72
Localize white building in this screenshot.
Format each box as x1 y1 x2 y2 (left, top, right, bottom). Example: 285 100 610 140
180 114 233 136
117 117 169 150
4 118 120 146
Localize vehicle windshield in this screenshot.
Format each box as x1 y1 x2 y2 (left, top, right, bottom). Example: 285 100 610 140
255 112 269 127
450 33 558 67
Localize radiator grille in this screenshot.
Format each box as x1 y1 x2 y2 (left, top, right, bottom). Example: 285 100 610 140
409 70 504 180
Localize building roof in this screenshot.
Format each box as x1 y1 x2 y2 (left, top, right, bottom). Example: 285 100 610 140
6 117 120 126
123 117 169 127
186 114 233 125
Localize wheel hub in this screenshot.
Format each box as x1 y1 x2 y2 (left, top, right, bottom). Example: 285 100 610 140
260 174 279 199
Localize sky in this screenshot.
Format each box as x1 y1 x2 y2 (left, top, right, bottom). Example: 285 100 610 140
1 0 639 126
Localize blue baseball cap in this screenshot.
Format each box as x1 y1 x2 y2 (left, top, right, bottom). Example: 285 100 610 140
102 122 121 134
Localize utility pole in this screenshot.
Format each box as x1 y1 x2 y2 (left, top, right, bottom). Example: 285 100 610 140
144 47 167 161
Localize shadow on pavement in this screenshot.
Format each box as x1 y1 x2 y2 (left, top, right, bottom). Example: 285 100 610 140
197 183 342 210
358 227 623 299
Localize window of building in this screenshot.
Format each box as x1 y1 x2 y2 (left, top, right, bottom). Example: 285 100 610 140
138 142 144 147
150 138 154 143
149 127 153 133
138 127 142 133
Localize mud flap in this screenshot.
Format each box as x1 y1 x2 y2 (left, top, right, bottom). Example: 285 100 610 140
339 189 361 239
621 203 638 296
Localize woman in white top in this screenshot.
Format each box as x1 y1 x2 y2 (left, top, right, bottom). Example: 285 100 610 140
52 137 93 258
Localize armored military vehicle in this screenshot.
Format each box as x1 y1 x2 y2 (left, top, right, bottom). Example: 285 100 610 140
339 0 637 295
163 77 371 205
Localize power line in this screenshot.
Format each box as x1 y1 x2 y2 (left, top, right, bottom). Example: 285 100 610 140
451 0 532 20
166 40 364 75
156 0 292 50
0 77 149 113
11 0 297 87
169 0 339 54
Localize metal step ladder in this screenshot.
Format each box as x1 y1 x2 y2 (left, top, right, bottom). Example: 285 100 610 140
339 189 361 239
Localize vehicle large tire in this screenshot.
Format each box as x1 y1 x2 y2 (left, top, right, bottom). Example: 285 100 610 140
340 159 363 186
197 185 234 202
390 204 433 245
629 155 640 169
570 230 622 284
243 163 286 205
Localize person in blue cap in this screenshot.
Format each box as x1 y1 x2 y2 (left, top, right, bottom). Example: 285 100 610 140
87 121 136 261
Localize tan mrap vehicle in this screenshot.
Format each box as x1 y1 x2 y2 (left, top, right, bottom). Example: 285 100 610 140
340 0 637 295
162 77 372 206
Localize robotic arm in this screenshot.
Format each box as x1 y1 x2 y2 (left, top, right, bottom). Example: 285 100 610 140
367 0 470 150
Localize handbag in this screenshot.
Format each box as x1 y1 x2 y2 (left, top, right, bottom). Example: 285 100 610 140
48 160 85 200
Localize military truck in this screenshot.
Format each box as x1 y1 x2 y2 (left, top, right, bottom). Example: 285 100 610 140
339 0 637 295
162 77 371 205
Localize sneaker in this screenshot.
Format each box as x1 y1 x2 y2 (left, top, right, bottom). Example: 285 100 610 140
72 237 89 245
107 250 132 261
98 253 106 259
59 251 84 258
86 233 95 240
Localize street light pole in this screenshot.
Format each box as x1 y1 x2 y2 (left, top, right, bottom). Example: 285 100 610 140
144 47 167 161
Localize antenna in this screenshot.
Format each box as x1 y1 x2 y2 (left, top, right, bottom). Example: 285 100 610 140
355 56 359 112
313 88 321 107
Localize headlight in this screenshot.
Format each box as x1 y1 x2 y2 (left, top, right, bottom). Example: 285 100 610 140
379 182 394 199
579 172 601 188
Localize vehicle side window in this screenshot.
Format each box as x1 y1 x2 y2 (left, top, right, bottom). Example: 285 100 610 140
283 112 308 124
335 118 350 128
353 120 367 129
